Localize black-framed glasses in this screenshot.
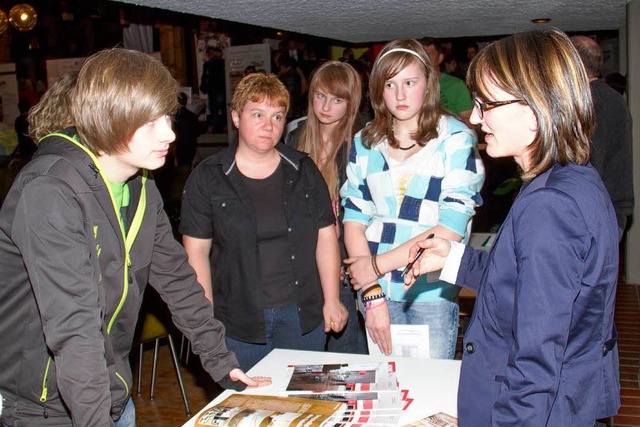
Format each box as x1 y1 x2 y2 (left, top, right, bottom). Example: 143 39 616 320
472 93 525 119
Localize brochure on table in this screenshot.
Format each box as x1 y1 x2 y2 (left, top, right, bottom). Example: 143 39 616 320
182 349 461 427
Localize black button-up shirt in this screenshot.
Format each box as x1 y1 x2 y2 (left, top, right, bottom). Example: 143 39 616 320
180 143 335 343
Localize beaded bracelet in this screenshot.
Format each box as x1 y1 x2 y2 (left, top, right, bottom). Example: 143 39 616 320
361 291 386 303
371 255 384 278
361 283 382 299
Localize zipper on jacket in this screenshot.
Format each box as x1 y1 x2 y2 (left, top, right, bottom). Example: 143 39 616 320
40 356 52 418
46 132 147 396
115 372 130 395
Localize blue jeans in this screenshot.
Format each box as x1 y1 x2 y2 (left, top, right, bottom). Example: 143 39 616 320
326 282 367 354
387 299 459 359
225 304 325 371
114 397 136 427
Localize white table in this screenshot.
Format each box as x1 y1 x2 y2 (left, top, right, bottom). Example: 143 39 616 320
182 349 461 426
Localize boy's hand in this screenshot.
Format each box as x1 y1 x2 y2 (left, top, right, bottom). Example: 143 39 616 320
229 368 272 388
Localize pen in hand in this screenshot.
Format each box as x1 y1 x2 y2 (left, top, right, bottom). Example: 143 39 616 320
401 233 435 277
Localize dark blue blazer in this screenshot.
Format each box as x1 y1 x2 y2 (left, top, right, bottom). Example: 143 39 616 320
456 162 620 426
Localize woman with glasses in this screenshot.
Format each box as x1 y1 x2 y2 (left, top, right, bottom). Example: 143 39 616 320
404 29 620 425
340 39 485 359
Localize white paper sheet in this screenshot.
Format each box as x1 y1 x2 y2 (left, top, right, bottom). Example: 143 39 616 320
366 324 430 359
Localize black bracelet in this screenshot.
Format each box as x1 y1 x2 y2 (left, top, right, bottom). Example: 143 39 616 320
361 291 386 303
361 283 382 298
371 255 383 278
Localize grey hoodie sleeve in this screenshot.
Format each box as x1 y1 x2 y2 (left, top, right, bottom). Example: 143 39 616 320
146 184 242 386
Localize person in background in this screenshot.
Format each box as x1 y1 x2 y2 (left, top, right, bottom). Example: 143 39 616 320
285 60 368 354
404 28 620 426
459 41 479 79
605 72 627 95
340 47 355 62
442 54 459 77
341 39 484 358
286 39 304 65
0 48 269 427
200 46 227 133
277 54 304 120
173 92 200 170
244 65 257 76
181 73 347 371
421 37 474 127
571 34 633 427
14 99 37 162
571 35 634 237
27 72 78 142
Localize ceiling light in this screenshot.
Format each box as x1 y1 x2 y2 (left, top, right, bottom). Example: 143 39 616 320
531 18 551 24
0 9 8 34
9 3 37 32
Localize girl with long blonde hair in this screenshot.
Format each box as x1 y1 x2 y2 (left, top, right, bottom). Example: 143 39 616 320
286 60 367 353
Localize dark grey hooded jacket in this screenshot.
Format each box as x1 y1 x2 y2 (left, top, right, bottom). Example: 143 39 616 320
0 128 242 426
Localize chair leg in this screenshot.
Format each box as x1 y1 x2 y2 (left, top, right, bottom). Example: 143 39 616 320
179 334 185 359
168 334 191 416
180 334 192 365
150 338 160 400
137 343 143 395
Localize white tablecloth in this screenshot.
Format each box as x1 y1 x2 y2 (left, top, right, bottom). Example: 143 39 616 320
182 348 461 426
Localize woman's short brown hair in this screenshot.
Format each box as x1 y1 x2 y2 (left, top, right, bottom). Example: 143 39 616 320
230 73 289 114
72 48 179 155
467 28 593 180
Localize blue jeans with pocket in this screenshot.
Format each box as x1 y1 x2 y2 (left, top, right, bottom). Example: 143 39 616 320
225 303 325 372
386 299 459 359
114 397 136 427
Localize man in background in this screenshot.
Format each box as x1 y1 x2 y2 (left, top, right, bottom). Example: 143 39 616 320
200 46 227 133
421 37 474 127
572 34 634 427
571 35 634 238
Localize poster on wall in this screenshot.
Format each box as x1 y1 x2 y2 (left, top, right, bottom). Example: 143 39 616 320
45 57 87 87
0 63 19 158
225 43 271 94
0 64 20 125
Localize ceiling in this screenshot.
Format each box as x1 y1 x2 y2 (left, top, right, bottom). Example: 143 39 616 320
113 0 627 43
